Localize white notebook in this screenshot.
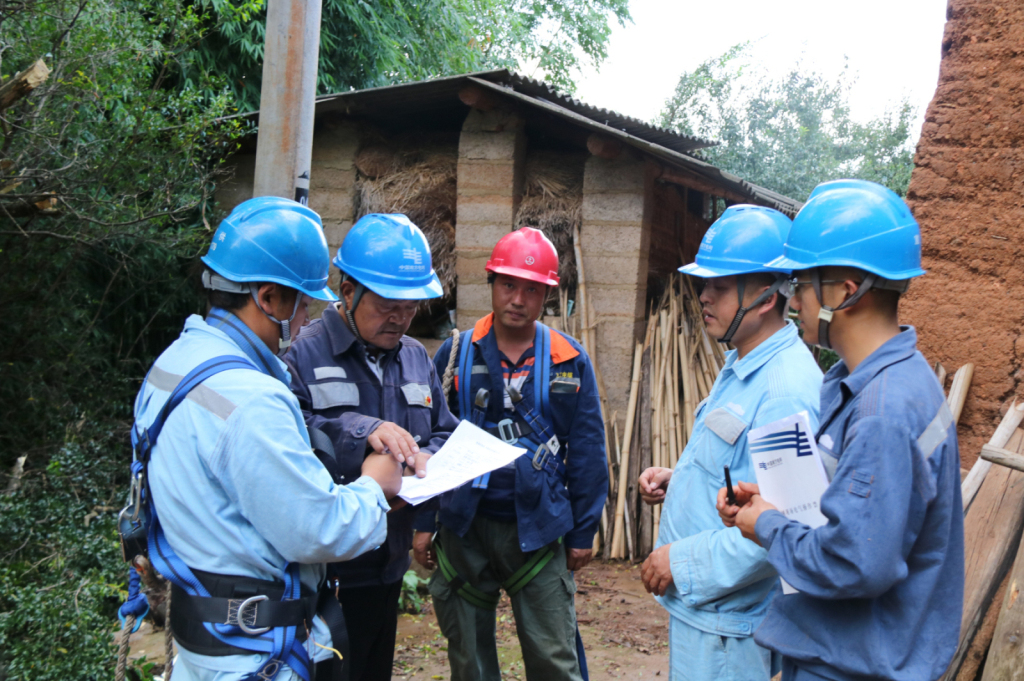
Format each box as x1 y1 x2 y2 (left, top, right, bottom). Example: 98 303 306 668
747 411 829 594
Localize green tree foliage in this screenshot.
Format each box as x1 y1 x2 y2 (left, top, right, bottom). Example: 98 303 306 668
657 44 916 201
0 0 245 677
185 0 632 110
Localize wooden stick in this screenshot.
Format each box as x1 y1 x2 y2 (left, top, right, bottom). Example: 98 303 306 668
963 400 1024 513
946 363 974 426
980 443 1024 473
979 511 1024 680
611 343 644 558
941 429 1024 680
934 361 948 392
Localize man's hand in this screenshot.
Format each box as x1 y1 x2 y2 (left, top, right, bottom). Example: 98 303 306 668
717 481 760 528
640 545 674 596
566 548 593 572
413 531 436 570
639 467 673 505
361 452 402 499
403 450 431 479
735 492 778 546
367 422 420 465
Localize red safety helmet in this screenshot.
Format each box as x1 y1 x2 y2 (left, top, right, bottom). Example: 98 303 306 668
485 227 560 286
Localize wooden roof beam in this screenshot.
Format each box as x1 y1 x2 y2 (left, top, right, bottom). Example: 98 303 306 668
656 166 749 205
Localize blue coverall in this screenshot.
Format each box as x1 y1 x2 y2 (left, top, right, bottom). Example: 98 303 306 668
136 310 390 681
753 327 964 681
284 303 459 679
655 322 822 681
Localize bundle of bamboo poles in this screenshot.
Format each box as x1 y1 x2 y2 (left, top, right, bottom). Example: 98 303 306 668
606 273 726 560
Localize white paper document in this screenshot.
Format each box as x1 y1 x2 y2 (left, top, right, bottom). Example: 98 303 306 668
747 411 829 594
398 420 527 505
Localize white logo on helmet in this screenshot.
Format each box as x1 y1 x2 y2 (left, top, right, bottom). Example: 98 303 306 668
400 248 425 272
525 256 535 265
219 232 227 242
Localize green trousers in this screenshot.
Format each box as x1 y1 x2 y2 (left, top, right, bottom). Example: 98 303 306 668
428 516 583 681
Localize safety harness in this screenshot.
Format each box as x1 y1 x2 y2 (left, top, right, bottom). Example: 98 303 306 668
718 273 789 344
433 321 565 603
439 318 590 681
119 356 343 681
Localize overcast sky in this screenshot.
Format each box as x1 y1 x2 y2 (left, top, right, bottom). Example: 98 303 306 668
566 0 949 143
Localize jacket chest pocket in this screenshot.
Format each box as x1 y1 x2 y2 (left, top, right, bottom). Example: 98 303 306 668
309 379 360 410
691 407 749 483
401 382 433 438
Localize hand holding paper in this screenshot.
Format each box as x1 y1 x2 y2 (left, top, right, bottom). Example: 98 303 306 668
398 420 527 505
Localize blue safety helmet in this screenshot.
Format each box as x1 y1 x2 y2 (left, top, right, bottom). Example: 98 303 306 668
679 205 794 344
767 179 925 280
679 205 793 278
201 196 337 355
332 213 443 300
201 196 337 302
766 179 923 349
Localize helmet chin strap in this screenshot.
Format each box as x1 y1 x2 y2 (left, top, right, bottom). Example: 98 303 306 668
250 287 304 356
338 275 376 349
718 274 788 344
810 269 877 350
201 270 302 356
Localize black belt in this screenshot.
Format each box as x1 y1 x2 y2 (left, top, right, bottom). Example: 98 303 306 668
170 569 315 657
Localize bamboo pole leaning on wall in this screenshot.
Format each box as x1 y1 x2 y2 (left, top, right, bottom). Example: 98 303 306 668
609 274 727 560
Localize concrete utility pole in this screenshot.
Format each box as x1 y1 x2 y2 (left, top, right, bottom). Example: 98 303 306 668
252 0 323 204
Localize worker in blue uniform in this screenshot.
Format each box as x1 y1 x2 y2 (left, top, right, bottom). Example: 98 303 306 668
130 197 411 681
637 206 823 681
284 213 460 681
722 179 964 681
413 227 607 681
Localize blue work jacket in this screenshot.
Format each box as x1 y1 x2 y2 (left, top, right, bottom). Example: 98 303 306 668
136 310 389 680
655 322 822 639
422 314 608 552
754 327 964 681
285 304 460 586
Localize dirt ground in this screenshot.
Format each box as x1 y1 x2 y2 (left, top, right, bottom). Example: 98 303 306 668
392 560 670 680
124 560 670 680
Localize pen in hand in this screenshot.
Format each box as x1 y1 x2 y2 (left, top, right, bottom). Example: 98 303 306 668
724 465 737 506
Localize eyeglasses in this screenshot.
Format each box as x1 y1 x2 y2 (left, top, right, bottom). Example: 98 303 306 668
787 277 853 293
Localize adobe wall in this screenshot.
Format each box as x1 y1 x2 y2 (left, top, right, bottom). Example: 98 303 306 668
903 0 1024 465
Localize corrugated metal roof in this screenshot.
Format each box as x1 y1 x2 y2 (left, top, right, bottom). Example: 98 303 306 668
476 71 714 155
234 70 802 215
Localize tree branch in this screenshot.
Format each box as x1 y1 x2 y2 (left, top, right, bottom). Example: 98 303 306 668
0 59 51 112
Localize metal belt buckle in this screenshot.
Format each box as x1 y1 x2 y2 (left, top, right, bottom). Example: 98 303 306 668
496 418 518 445
531 442 551 471
228 594 270 635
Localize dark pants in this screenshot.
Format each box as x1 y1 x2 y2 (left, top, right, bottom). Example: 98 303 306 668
335 580 403 681
428 516 583 681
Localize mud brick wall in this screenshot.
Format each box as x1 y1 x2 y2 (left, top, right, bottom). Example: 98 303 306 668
454 108 526 326
904 0 1024 465
581 154 652 425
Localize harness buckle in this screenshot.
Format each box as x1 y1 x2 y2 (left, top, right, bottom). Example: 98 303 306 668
531 442 552 471
474 388 490 409
506 386 522 403
229 594 270 635
496 419 518 445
